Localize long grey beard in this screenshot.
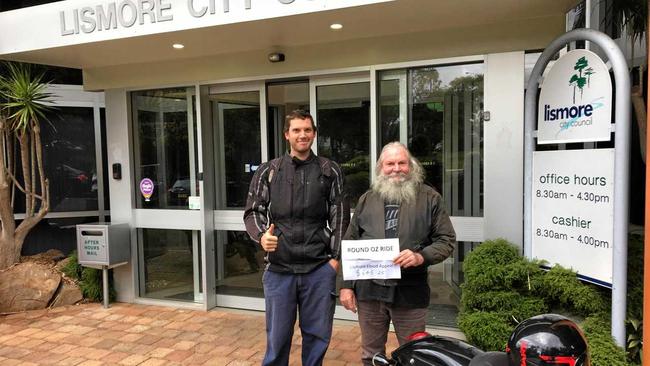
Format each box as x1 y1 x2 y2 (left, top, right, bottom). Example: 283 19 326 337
372 174 419 204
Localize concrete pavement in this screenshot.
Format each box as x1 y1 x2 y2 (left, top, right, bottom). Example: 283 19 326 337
0 303 401 365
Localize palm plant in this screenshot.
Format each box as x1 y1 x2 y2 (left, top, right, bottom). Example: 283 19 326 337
0 62 54 270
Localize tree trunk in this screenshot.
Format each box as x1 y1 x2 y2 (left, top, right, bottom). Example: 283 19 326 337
0 124 19 270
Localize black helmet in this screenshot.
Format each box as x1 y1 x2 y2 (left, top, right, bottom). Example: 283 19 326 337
506 314 590 366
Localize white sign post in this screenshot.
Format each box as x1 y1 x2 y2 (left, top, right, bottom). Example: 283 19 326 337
537 49 612 144
524 28 630 346
532 149 614 286
341 239 401 281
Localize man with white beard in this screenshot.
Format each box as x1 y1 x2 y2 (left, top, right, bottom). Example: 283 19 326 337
340 142 456 366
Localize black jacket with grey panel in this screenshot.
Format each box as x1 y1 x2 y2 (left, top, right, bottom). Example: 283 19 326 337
243 152 350 274
341 185 456 308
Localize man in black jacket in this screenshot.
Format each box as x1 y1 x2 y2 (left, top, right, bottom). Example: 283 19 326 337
244 110 350 366
340 142 456 366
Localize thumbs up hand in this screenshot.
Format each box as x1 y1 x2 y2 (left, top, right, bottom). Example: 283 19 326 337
261 224 278 252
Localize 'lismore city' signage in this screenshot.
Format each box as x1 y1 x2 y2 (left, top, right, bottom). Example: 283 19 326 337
59 0 300 36
0 0 393 55
537 49 612 144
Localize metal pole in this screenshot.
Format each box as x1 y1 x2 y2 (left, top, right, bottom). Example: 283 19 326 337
102 266 109 309
524 28 630 346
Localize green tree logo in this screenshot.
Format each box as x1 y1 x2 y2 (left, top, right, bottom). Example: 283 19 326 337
568 56 592 104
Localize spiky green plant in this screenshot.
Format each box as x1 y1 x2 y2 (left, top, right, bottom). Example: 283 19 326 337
0 62 55 270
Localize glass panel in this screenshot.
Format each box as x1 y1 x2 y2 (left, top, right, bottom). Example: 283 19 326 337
100 108 110 211
408 63 484 217
132 87 199 209
316 82 371 206
379 78 401 147
138 228 201 302
13 107 98 213
211 91 261 209
267 81 309 159
20 216 99 256
215 230 264 298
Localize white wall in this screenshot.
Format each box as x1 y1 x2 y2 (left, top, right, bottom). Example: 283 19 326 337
483 52 525 248
104 88 135 302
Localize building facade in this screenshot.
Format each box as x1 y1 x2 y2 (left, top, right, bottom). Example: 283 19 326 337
5 0 637 327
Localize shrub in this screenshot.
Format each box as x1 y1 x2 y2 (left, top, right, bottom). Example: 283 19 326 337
61 250 116 302
458 311 512 351
61 250 82 280
582 315 628 366
459 238 629 366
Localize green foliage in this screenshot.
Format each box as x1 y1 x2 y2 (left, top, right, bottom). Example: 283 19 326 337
458 311 512 351
61 250 82 280
539 266 607 316
625 233 644 365
0 62 53 131
626 317 642 365
61 250 116 302
79 267 116 302
582 315 628 366
459 237 632 366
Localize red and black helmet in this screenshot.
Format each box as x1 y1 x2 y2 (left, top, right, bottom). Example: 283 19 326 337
506 314 590 366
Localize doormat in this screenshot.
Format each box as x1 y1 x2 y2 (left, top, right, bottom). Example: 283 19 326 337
426 303 458 328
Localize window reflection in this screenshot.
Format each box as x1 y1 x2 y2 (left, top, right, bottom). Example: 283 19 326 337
138 229 200 302
211 91 261 209
379 64 484 217
13 107 98 213
215 230 264 297
132 87 198 209
317 82 370 207
267 81 309 158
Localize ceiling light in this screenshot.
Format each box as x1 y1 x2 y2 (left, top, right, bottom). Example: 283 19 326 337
330 23 343 30
172 43 185 49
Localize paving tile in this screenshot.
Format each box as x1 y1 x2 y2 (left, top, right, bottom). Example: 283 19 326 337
171 340 196 351
147 347 175 358
164 350 193 362
84 347 112 360
102 351 131 363
118 354 149 365
129 344 156 356
180 353 213 365
139 358 167 366
58 357 87 366
50 343 79 355
14 328 42 337
230 347 257 360
77 360 104 366
0 358 22 366
3 336 30 346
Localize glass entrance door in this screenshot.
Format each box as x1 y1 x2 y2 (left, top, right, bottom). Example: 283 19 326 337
210 84 267 301
378 63 484 327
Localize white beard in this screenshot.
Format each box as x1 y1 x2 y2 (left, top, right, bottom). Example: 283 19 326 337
372 173 419 204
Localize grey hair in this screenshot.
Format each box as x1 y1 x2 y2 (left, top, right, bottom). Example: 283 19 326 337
375 142 424 183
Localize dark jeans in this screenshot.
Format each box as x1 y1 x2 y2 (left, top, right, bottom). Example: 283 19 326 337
357 300 428 366
262 262 337 366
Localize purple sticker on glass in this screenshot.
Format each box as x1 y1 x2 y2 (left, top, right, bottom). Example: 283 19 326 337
140 178 154 202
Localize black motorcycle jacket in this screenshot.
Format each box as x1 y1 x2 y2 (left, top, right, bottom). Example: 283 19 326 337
244 152 350 274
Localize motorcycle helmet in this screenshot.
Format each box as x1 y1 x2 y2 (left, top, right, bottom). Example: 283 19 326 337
506 314 590 366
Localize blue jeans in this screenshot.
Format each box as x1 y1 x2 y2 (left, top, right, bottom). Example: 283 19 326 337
262 262 337 366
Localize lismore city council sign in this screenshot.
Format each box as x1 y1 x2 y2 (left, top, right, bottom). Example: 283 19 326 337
537 49 612 144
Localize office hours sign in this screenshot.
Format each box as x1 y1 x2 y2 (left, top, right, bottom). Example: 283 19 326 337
538 49 612 144
532 149 614 286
